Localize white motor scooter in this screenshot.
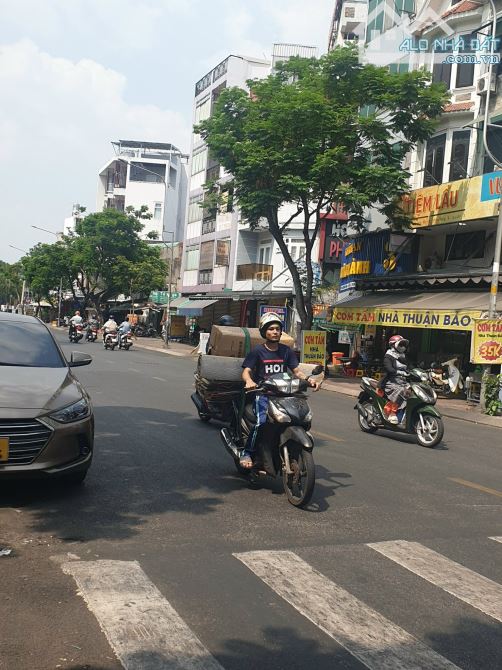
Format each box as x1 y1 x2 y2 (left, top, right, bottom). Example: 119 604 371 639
428 358 464 396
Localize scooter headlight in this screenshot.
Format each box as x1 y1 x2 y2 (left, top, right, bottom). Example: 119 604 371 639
412 384 433 403
268 400 291 423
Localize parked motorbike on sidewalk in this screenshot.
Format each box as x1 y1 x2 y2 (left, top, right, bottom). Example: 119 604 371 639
425 358 465 397
103 331 118 350
355 369 444 448
69 324 84 343
118 332 133 351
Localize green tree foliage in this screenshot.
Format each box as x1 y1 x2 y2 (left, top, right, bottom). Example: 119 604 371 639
197 46 448 328
20 208 167 316
0 261 23 306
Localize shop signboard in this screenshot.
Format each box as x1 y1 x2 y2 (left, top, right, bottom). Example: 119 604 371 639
471 319 502 364
332 306 483 332
170 315 187 338
338 330 351 344
300 330 326 366
401 173 499 228
259 305 288 323
149 291 180 303
198 332 210 354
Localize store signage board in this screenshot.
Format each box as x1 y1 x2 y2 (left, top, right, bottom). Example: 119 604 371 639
471 319 502 364
259 305 288 323
402 173 499 228
300 330 326 366
332 307 483 332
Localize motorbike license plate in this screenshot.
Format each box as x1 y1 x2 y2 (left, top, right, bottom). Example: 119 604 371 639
0 437 9 462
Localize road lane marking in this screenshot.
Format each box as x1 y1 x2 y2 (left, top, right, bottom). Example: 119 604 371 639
152 376 167 382
62 560 224 670
234 550 459 670
311 430 344 443
448 477 502 499
489 537 502 544
368 540 502 624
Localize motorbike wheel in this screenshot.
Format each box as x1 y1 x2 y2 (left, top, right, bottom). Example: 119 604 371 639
283 448 315 508
415 413 444 448
357 401 378 433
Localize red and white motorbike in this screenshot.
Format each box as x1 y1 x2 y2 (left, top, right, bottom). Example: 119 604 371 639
118 331 133 351
103 330 118 351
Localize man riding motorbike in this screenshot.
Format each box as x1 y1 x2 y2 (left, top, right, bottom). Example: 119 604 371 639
117 316 132 346
102 315 118 344
69 310 83 339
240 312 319 469
378 334 410 425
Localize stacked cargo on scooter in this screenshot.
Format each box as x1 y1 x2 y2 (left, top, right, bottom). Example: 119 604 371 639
207 325 294 357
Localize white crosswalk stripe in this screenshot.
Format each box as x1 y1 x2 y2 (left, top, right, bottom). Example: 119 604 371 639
62 559 224 670
234 549 460 670
368 540 502 624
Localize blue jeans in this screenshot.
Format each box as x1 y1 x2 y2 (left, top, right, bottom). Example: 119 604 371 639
244 395 269 455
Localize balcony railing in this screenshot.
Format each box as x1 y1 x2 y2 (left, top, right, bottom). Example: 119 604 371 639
201 219 216 235
236 263 273 282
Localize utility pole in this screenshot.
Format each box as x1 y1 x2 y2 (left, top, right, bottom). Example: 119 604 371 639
480 0 502 409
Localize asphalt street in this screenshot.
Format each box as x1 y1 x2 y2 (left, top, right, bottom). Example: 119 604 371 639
1 332 502 670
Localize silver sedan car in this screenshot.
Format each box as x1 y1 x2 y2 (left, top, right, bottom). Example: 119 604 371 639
0 312 94 484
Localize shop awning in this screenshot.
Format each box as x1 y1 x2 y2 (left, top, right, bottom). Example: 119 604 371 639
177 299 218 317
332 291 496 331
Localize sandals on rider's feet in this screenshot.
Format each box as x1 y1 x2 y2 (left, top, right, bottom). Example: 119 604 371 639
239 452 253 469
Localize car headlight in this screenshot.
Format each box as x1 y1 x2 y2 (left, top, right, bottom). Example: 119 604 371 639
50 398 90 423
268 401 291 423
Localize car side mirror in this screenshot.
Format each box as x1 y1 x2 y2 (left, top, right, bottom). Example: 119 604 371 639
69 352 92 367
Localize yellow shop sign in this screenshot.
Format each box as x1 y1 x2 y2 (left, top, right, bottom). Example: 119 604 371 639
332 307 482 331
401 174 499 227
471 319 502 364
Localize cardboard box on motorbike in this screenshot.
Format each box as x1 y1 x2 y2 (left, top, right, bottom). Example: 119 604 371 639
208 325 294 358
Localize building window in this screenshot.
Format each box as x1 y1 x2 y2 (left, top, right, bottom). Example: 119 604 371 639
199 240 215 270
129 162 165 183
259 245 272 266
201 219 216 235
199 269 213 284
153 203 162 220
483 120 502 173
191 148 208 176
432 43 452 87
215 239 230 266
445 231 485 261
423 134 446 186
185 246 200 271
449 130 470 181
212 58 228 82
456 36 475 88
188 195 203 223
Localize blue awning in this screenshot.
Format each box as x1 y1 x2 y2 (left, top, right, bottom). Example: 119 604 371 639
177 299 218 316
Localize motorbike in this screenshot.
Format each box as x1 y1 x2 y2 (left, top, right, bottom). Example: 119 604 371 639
192 367 323 508
133 323 158 338
69 324 84 343
355 368 444 448
426 358 464 397
118 331 133 351
103 330 118 350
85 323 99 342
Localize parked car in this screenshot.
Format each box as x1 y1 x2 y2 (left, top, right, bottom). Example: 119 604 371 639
0 312 94 484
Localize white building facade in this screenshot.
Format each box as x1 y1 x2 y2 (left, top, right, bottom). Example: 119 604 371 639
97 140 188 242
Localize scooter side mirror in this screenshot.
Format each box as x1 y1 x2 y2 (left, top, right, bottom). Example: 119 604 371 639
310 365 324 376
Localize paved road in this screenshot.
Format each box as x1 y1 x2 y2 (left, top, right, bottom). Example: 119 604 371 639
1 334 502 670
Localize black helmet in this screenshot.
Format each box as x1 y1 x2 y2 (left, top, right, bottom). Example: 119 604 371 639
217 315 234 326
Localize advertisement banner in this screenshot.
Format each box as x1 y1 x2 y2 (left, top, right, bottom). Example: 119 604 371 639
170 315 187 338
471 319 502 364
301 330 327 366
259 305 288 324
332 307 482 331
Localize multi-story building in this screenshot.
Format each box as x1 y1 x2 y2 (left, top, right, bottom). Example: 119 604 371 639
328 0 502 388
181 50 320 329
328 0 368 49
96 140 188 242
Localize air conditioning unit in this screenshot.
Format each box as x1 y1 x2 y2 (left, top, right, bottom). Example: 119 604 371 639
476 72 497 96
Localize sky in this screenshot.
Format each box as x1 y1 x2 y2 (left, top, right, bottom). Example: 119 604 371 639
0 0 334 264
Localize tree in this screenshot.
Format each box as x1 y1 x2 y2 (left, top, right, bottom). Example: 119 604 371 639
69 208 166 316
0 261 23 306
21 243 72 313
198 46 448 328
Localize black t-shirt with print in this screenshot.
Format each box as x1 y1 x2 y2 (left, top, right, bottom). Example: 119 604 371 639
242 343 299 383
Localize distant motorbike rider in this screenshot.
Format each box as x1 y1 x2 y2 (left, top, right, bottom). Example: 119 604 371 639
69 310 83 338
240 312 319 469
102 315 118 343
378 335 410 424
118 317 132 345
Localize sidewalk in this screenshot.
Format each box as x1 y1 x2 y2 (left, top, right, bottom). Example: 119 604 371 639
321 376 502 429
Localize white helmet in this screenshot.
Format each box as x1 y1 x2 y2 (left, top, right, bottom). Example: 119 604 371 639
259 312 283 338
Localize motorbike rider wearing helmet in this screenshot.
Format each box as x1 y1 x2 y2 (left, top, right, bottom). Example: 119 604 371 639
102 315 118 343
69 310 83 338
378 334 410 425
240 312 319 469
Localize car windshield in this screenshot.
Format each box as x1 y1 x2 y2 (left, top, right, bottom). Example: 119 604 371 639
0 321 66 368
